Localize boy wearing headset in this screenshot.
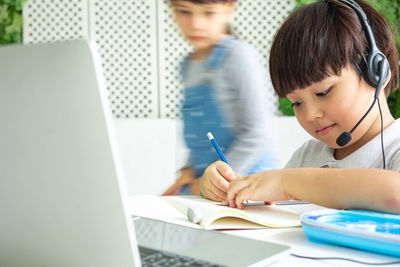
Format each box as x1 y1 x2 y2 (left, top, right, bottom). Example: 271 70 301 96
199 0 400 214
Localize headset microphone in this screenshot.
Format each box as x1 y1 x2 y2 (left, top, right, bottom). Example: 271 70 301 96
336 100 376 147
336 60 388 147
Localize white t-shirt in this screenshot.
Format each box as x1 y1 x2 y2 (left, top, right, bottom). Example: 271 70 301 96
284 119 400 172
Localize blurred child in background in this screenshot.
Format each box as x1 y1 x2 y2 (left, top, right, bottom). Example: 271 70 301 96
163 0 278 196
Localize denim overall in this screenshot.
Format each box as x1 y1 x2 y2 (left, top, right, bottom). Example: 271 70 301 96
180 38 277 194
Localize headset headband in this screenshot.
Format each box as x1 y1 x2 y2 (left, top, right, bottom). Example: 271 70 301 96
339 0 379 55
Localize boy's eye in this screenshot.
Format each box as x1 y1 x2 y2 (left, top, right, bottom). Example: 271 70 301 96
178 10 191 15
291 101 302 108
316 88 331 97
204 11 215 16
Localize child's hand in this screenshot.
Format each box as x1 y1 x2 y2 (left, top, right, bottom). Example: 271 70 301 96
162 167 196 196
224 170 292 209
199 161 240 202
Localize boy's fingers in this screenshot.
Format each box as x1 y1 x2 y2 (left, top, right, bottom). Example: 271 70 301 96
209 178 228 196
235 188 253 209
209 170 230 192
215 161 238 182
163 179 191 195
200 177 226 201
162 186 174 196
162 184 180 196
226 178 249 208
205 187 225 202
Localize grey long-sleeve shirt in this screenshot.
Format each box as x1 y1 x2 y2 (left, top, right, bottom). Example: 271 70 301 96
183 40 278 175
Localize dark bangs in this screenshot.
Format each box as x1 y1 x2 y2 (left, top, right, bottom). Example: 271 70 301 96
269 0 399 98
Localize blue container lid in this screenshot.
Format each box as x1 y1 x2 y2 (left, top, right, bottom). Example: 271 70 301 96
301 209 400 257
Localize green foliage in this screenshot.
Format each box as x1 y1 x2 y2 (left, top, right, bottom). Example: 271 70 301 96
295 0 318 8
0 0 27 44
279 0 400 118
367 0 400 119
366 0 400 54
279 98 295 116
388 90 400 119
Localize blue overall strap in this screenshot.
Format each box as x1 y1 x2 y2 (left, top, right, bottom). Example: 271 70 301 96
205 37 236 70
180 37 236 79
180 54 190 81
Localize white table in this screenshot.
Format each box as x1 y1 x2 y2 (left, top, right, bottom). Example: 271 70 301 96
126 195 400 266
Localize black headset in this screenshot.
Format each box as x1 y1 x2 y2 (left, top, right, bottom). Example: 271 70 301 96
339 0 390 89
335 0 389 163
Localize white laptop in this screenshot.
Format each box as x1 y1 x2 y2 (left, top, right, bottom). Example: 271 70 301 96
0 40 290 267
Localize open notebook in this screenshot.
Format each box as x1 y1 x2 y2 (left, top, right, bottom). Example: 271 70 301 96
164 196 320 230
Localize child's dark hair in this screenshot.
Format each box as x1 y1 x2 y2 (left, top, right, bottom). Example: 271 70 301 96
170 0 236 3
269 0 399 98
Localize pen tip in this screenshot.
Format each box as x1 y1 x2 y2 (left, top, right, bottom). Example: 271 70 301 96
207 132 214 140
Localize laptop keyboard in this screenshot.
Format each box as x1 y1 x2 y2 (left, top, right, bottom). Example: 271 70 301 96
139 246 225 267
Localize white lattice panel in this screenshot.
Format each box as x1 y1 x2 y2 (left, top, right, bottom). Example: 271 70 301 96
90 0 158 118
158 0 295 118
157 0 192 119
23 0 295 119
233 0 295 115
23 0 88 44
233 0 295 62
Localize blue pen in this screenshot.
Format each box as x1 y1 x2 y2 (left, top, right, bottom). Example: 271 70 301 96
208 132 257 206
207 132 229 164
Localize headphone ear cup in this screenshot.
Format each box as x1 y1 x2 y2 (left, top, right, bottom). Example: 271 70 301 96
378 57 390 86
364 52 389 88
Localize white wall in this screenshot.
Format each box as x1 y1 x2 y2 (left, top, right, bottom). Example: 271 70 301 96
114 117 311 196
113 119 178 195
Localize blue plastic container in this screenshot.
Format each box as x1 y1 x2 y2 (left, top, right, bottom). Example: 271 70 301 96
301 209 400 257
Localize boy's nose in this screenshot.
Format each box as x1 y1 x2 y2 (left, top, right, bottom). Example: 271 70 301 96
190 16 207 30
305 104 324 121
